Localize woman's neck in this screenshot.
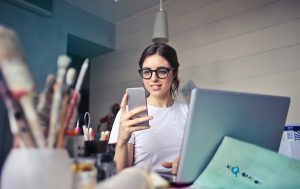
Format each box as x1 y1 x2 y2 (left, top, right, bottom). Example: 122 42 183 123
147 95 174 108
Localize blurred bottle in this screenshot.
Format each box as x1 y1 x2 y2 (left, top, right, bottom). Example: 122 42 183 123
72 159 97 189
95 153 116 182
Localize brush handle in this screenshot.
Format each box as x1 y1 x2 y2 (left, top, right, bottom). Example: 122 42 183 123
0 59 44 147
47 56 70 148
0 26 45 148
75 59 89 92
56 92 79 148
19 96 45 148
37 74 55 114
0 79 36 147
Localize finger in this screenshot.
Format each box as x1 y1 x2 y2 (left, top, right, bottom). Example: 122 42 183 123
161 161 172 168
120 93 128 114
129 126 150 133
172 162 178 174
126 106 147 119
122 106 147 121
126 115 152 126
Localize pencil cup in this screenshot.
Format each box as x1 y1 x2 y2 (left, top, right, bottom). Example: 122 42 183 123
65 135 85 157
1 149 72 189
84 141 108 156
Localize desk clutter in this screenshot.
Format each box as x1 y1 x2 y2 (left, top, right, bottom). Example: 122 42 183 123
279 125 300 161
65 112 111 157
0 25 89 149
0 26 115 189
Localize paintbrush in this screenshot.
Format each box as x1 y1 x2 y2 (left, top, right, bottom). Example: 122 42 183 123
59 68 76 126
0 78 36 148
56 68 76 147
37 74 56 129
47 55 71 148
0 26 45 148
56 59 88 148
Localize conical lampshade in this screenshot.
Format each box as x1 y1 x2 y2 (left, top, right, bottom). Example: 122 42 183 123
152 10 169 43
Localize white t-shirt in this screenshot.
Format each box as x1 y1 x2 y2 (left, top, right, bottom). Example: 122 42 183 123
109 101 189 171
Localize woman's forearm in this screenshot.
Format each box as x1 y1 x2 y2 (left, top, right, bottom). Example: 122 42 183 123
114 142 132 173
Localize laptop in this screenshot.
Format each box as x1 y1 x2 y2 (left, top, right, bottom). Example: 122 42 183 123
158 88 290 186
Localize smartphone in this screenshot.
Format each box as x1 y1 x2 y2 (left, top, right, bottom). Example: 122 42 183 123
126 87 149 126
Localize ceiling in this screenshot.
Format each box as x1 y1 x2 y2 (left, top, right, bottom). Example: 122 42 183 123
66 0 162 23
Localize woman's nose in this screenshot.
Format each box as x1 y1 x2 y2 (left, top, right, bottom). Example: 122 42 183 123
150 71 159 81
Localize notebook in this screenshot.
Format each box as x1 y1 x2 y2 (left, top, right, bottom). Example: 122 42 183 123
158 88 290 186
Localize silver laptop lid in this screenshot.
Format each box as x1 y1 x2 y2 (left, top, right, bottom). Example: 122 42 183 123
176 88 290 185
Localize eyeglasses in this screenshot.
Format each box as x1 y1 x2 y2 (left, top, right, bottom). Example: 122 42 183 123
138 67 175 79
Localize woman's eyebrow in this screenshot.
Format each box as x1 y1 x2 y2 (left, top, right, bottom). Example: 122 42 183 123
142 66 170 70
157 66 171 69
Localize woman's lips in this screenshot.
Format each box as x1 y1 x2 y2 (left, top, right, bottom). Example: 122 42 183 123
150 84 162 90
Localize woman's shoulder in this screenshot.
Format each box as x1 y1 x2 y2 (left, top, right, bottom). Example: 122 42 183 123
174 100 188 107
173 100 189 112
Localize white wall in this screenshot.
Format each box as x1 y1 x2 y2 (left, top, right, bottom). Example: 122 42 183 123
90 0 300 126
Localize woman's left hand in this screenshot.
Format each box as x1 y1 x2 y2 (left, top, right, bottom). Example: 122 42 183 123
161 156 180 174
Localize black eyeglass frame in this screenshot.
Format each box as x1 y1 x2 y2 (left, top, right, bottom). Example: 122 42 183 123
138 67 175 79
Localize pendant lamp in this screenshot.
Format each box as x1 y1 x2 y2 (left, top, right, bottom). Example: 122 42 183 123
152 0 169 43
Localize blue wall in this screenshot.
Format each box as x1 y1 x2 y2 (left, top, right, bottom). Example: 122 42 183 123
0 0 115 90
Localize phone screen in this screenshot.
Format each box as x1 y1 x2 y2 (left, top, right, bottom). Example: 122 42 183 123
126 87 149 126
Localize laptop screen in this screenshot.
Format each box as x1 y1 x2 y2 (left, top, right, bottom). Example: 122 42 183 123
175 88 290 185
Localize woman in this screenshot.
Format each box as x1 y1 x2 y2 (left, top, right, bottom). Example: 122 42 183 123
109 43 188 174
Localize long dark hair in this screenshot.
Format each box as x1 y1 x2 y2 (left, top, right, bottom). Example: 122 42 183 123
138 43 180 98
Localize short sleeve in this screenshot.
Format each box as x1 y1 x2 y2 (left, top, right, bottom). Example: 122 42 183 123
108 110 121 144
108 107 135 144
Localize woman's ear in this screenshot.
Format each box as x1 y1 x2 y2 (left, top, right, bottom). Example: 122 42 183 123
173 70 178 79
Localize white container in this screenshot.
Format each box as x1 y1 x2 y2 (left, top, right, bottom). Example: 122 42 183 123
1 149 72 189
279 125 300 161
